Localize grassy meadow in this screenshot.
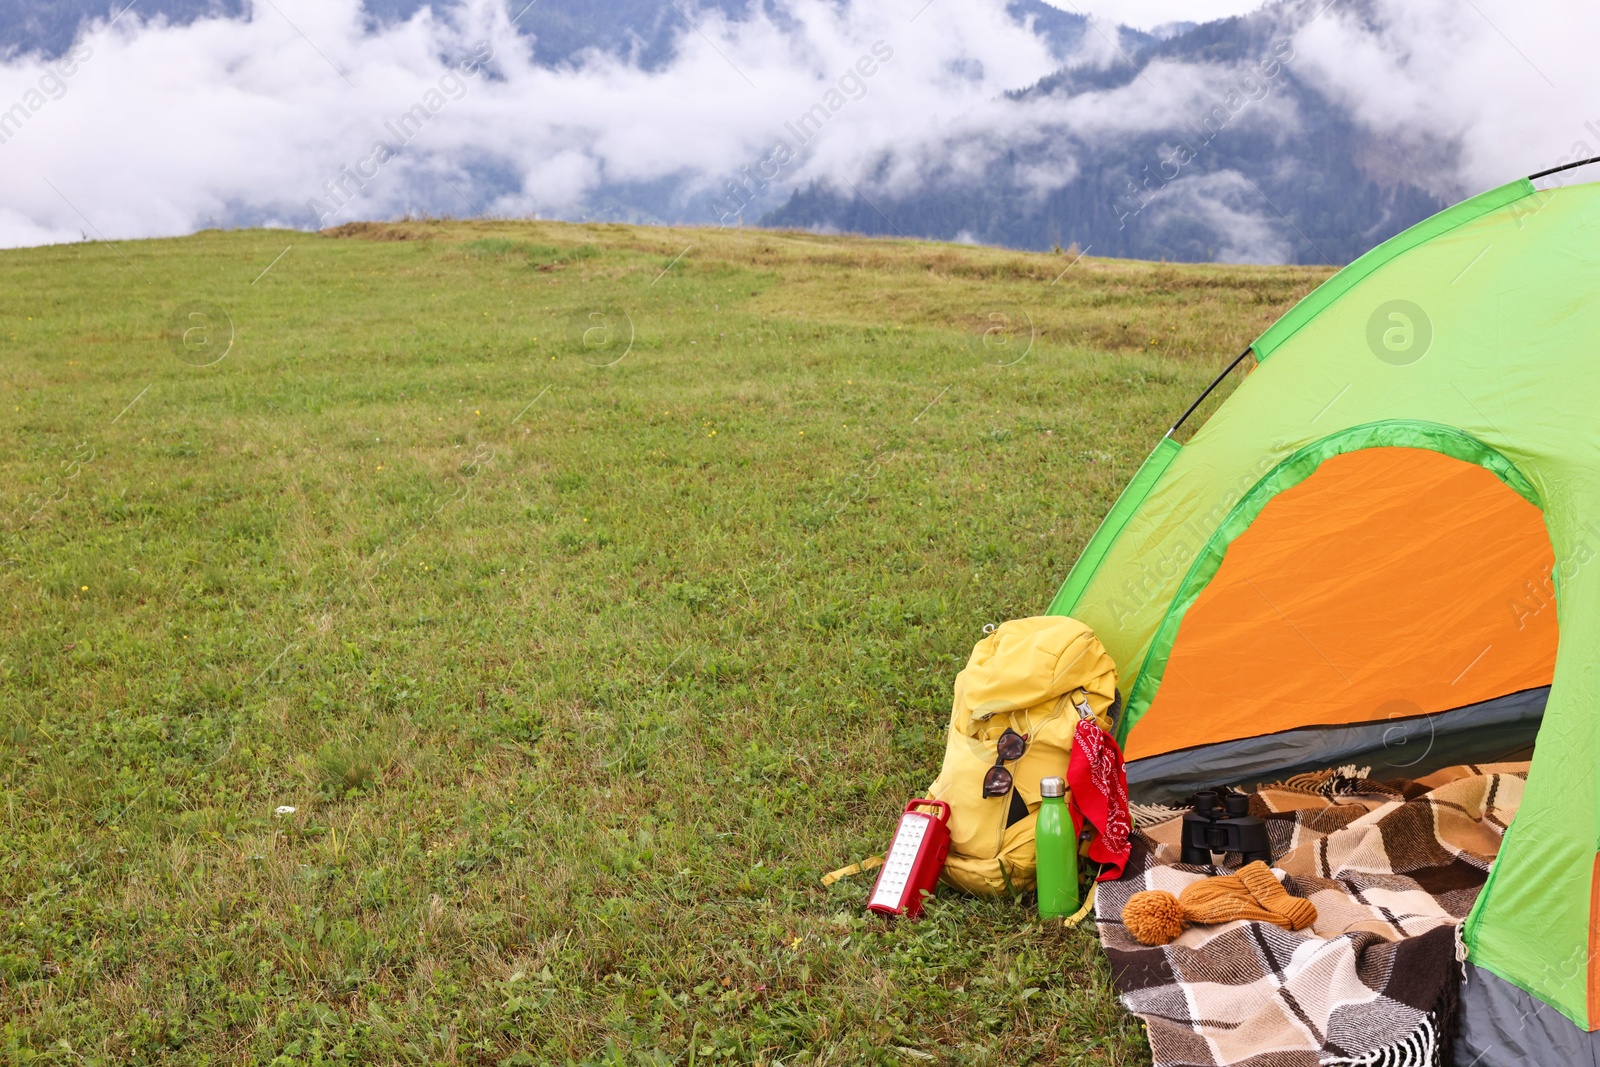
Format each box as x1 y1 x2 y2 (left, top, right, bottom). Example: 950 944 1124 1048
0 218 1330 1065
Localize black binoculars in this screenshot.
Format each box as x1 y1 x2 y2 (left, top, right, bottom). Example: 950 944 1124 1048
1179 789 1273 866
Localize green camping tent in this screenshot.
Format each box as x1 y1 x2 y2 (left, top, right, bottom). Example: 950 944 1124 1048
1048 162 1600 1054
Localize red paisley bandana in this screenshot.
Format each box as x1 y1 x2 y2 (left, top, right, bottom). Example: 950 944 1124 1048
1067 717 1132 881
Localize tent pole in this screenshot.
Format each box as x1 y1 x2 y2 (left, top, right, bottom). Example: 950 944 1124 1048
1166 347 1254 437
1529 155 1600 181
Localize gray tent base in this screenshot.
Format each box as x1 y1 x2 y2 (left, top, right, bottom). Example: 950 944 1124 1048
1124 687 1548 805
1456 963 1600 1065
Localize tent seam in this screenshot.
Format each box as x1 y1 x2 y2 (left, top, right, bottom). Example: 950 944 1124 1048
1466 957 1591 1032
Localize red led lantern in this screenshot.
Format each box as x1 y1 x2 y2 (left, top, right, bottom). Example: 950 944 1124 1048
867 799 952 919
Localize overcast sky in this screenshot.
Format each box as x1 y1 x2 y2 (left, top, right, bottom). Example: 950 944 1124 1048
0 0 1590 254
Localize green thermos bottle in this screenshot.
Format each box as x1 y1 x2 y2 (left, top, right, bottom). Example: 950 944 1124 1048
1036 776 1079 919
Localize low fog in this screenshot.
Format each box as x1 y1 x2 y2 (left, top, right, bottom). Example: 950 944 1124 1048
0 0 1592 257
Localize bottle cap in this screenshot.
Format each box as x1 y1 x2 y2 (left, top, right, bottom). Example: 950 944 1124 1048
1040 776 1066 798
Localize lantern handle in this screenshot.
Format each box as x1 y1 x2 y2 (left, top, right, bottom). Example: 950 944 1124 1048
904 798 951 825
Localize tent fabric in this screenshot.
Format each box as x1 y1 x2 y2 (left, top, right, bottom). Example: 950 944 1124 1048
1125 686 1548 805
1130 446 1557 760
1047 176 1600 1029
1455 964 1600 1066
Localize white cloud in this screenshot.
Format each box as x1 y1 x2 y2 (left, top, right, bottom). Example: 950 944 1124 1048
1146 169 1294 262
1050 0 1268 32
0 0 1592 257
1289 0 1600 198
0 0 1066 246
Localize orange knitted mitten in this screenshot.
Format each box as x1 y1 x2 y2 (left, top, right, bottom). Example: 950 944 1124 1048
1122 862 1317 946
1236 860 1317 931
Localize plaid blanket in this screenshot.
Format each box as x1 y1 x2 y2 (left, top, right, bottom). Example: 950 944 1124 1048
1095 763 1528 1067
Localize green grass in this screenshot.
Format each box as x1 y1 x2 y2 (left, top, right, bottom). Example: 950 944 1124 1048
0 219 1329 1065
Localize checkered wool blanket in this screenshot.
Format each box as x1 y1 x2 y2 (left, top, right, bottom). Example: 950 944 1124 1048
1095 763 1528 1067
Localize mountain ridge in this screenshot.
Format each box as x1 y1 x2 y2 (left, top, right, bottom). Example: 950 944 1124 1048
763 2 1449 263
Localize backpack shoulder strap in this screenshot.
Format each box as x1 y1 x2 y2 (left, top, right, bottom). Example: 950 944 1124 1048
820 855 883 887
1062 882 1098 929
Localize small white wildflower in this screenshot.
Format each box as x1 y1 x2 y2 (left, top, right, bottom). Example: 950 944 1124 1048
274 805 296 818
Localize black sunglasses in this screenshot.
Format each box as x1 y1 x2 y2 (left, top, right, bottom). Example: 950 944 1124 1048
981 728 1028 798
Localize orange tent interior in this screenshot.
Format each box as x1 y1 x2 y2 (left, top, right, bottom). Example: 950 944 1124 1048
1128 446 1559 761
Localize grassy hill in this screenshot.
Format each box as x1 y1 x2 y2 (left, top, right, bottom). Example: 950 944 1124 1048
0 221 1330 1065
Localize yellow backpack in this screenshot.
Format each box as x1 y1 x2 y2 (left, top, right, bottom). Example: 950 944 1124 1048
927 616 1118 896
